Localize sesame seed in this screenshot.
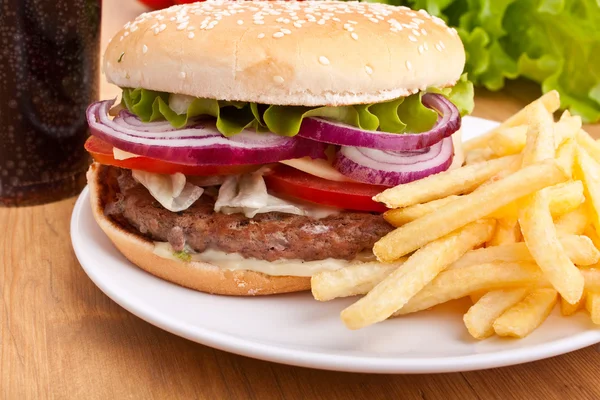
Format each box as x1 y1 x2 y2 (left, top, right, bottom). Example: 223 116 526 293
179 71 187 79
123 31 129 37
293 21 301 28
257 33 265 39
348 20 357 24
408 35 417 42
351 32 358 40
119 36 124 41
273 75 284 84
159 24 167 32
318 19 325 25
365 65 373 75
418 45 424 54
153 28 159 35
237 19 243 25
254 20 264 25
421 28 428 36
177 22 188 30
405 60 412 70
412 29 420 36
319 55 330 65
273 32 284 38
142 44 148 54
188 32 195 39
435 43 442 51
130 25 138 32
424 42 429 50
281 28 291 34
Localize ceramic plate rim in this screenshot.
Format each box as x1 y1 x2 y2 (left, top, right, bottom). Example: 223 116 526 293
71 116 600 373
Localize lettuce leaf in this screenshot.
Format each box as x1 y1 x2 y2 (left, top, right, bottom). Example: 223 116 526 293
121 77 472 137
364 0 600 123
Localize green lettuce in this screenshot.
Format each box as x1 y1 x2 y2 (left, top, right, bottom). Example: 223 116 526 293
357 0 600 123
121 75 472 137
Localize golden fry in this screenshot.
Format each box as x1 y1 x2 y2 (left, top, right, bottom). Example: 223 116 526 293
519 188 584 304
521 101 555 167
464 288 530 339
585 292 600 324
341 221 495 330
311 262 400 302
493 288 558 338
576 130 600 163
463 91 560 152
451 234 599 269
486 217 521 246
375 161 567 262
575 147 600 234
556 139 576 178
394 262 543 316
554 205 590 236
383 196 459 227
487 126 527 157
374 155 518 209
561 294 586 316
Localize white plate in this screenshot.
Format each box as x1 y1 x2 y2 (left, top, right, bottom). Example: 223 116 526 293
71 116 600 373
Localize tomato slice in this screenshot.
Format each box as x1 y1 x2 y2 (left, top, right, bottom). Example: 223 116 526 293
84 136 259 176
264 165 389 213
138 0 173 10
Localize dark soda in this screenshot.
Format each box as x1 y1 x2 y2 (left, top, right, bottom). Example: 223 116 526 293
0 0 101 206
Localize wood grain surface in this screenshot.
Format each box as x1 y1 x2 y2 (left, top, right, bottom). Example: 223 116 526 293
2 2 600 399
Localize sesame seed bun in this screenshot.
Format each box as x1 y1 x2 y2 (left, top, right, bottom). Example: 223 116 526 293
87 163 310 296
104 0 465 106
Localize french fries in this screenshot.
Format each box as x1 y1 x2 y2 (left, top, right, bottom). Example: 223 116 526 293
493 288 558 338
585 292 600 324
383 196 459 227
393 262 543 316
463 90 560 152
521 101 555 167
575 147 600 233
311 262 399 302
374 161 567 262
486 217 521 246
554 205 590 236
561 295 585 316
576 129 600 163
464 288 530 339
519 188 584 304
373 155 518 209
487 126 528 157
341 220 495 329
315 91 600 340
451 235 599 269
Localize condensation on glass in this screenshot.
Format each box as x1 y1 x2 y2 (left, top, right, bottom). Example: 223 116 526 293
0 0 101 206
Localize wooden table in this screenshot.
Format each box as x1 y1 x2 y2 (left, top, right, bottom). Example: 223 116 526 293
3 2 600 399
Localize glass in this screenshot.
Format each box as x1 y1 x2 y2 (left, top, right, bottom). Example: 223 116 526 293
0 0 101 206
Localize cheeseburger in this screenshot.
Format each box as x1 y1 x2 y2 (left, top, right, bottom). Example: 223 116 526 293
85 0 472 295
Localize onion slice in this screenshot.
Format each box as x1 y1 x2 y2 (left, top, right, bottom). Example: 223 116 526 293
86 100 327 166
333 136 454 186
298 94 460 151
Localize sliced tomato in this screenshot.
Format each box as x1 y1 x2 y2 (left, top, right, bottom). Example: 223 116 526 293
138 0 173 10
84 136 259 176
264 165 389 213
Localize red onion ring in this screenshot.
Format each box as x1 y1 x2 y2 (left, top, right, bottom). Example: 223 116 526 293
333 136 454 186
86 100 327 166
298 93 460 151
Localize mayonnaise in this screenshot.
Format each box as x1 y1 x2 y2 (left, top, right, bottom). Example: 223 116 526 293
153 242 376 277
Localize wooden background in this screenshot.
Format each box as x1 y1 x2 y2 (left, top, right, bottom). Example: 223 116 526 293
2 1 600 399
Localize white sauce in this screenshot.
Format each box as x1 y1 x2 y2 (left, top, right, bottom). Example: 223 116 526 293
153 242 377 277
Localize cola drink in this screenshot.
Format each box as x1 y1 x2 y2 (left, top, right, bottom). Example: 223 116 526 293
0 0 101 206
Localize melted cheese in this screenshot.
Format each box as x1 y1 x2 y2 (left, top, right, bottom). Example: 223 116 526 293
153 242 377 277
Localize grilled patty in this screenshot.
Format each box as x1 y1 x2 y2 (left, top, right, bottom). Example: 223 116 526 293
101 166 393 262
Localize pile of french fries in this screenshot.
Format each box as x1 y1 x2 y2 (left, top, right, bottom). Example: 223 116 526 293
312 90 600 339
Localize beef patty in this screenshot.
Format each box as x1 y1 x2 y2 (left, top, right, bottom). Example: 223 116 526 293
101 166 394 262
